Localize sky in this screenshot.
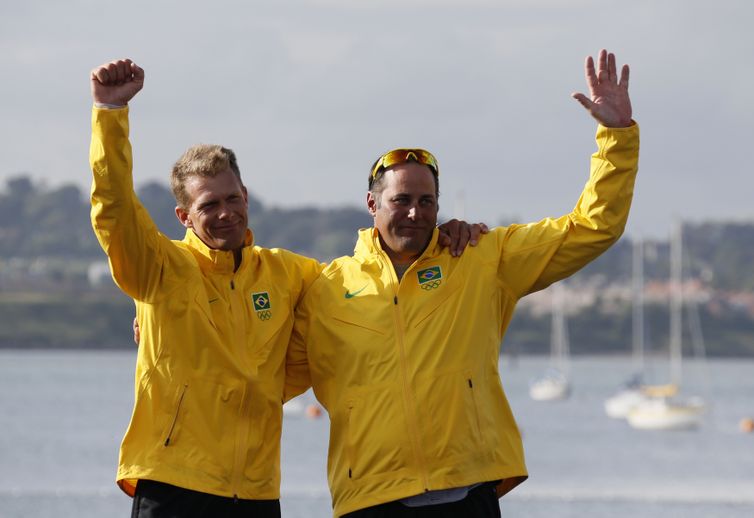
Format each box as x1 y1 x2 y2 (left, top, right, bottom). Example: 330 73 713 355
1 0 752 239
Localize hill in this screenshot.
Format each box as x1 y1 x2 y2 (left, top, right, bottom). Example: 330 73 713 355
1 175 753 355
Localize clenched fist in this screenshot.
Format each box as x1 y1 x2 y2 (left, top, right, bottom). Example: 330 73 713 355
90 58 144 106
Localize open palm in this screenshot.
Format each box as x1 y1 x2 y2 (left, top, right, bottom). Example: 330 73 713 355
572 50 632 128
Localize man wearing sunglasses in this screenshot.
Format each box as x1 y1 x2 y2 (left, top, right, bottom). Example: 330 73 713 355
286 49 638 517
89 59 483 518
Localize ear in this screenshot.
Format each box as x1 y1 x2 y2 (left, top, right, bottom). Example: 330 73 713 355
366 191 378 217
175 206 193 228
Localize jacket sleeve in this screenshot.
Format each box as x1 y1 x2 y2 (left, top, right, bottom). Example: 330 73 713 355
284 251 326 299
281 252 323 401
284 301 313 402
89 106 172 303
498 123 640 298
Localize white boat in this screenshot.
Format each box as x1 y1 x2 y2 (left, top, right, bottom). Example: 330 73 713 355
530 367 570 401
604 376 651 419
626 396 706 430
605 239 651 419
627 221 706 430
530 284 571 401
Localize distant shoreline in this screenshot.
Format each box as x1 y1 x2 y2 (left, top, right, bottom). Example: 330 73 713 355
1 346 752 359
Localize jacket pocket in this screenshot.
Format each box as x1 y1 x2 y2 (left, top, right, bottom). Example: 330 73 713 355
346 400 355 480
466 374 485 446
163 383 188 447
415 369 488 461
334 387 407 483
159 376 242 479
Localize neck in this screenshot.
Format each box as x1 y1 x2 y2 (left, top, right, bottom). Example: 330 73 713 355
378 238 421 280
233 248 242 272
385 250 421 267
393 262 410 281
379 237 422 267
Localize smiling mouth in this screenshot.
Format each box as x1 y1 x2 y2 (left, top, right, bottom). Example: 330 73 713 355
214 223 240 232
398 226 427 232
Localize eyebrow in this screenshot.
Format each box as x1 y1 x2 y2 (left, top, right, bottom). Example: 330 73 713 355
196 199 217 209
392 191 436 197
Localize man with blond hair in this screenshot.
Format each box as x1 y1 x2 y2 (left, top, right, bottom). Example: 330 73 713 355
90 58 480 517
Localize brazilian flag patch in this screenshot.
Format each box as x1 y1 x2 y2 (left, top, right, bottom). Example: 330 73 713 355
417 266 442 290
252 291 272 321
252 292 271 311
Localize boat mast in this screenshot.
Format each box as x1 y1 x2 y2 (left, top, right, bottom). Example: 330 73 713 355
632 238 645 372
551 284 570 375
670 220 683 387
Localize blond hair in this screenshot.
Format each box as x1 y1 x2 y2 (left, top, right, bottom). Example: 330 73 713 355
170 144 242 209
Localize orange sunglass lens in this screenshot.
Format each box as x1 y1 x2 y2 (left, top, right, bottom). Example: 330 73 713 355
371 149 439 178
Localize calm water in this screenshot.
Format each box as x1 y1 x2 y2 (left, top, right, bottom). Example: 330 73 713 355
1 350 752 517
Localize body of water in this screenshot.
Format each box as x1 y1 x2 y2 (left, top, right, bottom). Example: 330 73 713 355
1 350 752 517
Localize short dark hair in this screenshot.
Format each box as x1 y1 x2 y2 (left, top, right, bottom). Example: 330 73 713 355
368 159 440 199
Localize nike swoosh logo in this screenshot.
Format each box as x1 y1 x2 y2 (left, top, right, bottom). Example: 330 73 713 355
208 298 219 303
344 285 368 299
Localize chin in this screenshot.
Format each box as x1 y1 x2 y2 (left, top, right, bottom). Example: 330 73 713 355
394 240 426 257
209 239 236 251
212 232 245 250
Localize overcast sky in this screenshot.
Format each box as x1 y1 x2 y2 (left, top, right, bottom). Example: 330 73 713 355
1 0 752 239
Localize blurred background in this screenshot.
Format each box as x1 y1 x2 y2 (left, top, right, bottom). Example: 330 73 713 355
1 1 753 516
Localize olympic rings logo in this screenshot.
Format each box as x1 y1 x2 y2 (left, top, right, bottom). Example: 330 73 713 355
420 280 442 290
257 310 272 321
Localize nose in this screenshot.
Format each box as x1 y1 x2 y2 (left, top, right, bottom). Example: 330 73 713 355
217 203 233 220
407 206 417 220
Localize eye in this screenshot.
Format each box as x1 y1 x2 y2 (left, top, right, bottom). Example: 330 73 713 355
197 201 217 212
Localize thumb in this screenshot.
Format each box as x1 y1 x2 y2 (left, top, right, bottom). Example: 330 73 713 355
130 62 145 82
571 92 594 111
571 92 593 111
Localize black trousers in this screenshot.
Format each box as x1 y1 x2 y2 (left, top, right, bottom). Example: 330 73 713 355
342 482 501 518
131 479 281 518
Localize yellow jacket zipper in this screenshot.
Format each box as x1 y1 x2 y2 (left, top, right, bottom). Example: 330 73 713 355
384 254 431 492
229 273 252 498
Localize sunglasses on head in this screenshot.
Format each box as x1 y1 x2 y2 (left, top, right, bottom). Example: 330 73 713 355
369 148 440 183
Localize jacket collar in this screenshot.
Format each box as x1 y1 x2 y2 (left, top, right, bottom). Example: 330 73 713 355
183 228 255 274
354 227 440 264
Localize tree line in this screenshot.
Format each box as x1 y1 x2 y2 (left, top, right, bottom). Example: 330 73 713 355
2 174 754 355
0 175 372 262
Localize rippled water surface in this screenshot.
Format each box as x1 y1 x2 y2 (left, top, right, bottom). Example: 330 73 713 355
1 351 752 517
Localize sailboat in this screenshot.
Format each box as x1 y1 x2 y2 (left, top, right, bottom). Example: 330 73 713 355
530 283 571 401
626 221 706 430
604 239 652 418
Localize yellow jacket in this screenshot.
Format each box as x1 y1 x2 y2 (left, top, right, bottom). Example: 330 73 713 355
90 107 322 499
287 123 639 516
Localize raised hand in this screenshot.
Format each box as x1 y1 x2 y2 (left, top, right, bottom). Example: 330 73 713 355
572 49 632 128
90 59 144 106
